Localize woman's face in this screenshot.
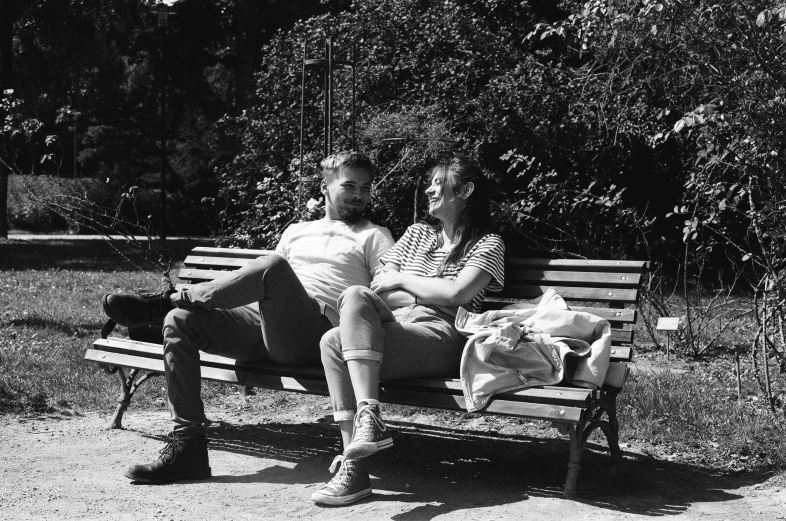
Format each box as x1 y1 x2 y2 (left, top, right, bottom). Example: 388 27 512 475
425 170 464 224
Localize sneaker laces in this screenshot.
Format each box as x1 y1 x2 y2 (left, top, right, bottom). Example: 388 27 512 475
352 404 386 441
325 455 355 491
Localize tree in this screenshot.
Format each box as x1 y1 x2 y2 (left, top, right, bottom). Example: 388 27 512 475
0 0 15 238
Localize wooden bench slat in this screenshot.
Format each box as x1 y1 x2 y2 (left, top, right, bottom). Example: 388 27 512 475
93 338 328 377
177 268 232 282
85 349 331 395
388 378 592 407
482 300 638 324
609 346 631 361
611 329 633 344
91 339 629 401
378 387 584 422
192 246 273 258
184 256 254 269
178 270 642 305
182 258 645 290
506 270 641 287
507 258 649 271
498 284 639 303
186 249 649 273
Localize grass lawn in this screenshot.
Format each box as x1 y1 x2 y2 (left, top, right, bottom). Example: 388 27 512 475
1 237 785 476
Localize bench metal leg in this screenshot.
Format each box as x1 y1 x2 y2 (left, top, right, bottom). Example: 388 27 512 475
562 390 628 498
601 391 626 476
103 366 161 430
580 390 627 477
564 419 586 499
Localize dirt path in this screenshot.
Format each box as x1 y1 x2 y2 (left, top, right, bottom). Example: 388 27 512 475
1 408 784 521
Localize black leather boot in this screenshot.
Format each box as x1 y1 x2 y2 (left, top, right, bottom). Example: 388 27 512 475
124 432 211 484
102 289 175 327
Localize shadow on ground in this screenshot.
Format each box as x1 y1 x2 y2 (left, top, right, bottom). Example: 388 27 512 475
141 419 758 519
0 238 212 271
4 314 101 337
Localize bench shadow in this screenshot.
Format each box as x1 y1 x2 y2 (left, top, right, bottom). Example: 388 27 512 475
141 419 759 519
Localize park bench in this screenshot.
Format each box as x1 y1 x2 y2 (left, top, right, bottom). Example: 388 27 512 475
84 246 648 499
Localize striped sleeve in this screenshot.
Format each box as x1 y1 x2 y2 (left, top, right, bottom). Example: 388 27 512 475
380 224 421 267
464 234 505 292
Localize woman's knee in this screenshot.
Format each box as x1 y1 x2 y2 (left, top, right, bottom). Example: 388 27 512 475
320 328 342 357
337 285 375 310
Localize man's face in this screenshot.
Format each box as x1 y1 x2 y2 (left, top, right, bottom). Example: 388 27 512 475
322 167 373 223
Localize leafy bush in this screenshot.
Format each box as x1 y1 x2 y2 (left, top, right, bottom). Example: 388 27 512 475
8 175 112 232
217 0 683 256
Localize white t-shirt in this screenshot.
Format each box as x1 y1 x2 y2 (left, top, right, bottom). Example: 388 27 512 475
276 218 394 325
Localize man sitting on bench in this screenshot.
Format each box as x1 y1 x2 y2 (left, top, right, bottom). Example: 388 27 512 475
101 150 394 484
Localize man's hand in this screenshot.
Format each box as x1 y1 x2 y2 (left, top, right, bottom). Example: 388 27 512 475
370 271 404 293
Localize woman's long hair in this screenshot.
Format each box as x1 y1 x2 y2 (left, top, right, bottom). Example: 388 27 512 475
429 156 494 275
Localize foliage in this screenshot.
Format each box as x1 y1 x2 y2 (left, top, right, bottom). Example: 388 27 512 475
220 0 685 256
620 365 786 471
2 0 336 237
7 174 112 232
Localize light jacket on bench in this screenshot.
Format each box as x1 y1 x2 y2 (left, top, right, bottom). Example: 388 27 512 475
456 302 612 412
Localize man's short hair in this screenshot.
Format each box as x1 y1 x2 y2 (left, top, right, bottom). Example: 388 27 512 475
321 150 374 183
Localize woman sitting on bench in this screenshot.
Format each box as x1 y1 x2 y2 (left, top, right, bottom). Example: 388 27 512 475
311 156 505 506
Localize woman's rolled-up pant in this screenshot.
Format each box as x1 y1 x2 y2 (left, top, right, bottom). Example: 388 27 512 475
320 285 465 422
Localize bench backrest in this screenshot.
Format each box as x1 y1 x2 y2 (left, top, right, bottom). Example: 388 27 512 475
178 247 648 363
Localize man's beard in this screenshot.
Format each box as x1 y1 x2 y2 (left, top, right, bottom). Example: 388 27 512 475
326 192 365 223
337 205 363 223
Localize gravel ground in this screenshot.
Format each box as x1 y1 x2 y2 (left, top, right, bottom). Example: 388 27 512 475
1 406 785 521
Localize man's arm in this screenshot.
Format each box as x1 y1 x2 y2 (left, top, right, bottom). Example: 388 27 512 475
373 263 415 308
274 225 293 260
365 227 395 282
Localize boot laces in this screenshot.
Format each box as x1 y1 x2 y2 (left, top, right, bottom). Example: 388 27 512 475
325 455 355 491
139 290 173 311
353 404 386 440
158 433 183 464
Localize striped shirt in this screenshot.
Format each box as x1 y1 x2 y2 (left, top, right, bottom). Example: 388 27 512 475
380 223 505 313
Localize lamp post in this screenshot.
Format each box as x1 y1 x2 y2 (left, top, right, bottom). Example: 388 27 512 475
156 1 176 241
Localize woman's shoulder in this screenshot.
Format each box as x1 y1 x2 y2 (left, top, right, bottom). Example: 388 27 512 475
401 222 437 240
471 232 505 251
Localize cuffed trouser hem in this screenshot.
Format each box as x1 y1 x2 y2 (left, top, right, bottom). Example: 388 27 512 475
172 421 210 436
333 410 356 423
342 349 383 363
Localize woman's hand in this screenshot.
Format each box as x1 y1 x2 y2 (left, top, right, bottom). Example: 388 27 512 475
370 270 404 293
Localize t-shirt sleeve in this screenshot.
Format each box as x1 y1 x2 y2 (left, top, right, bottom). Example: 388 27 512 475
380 224 418 267
464 234 505 292
365 226 395 279
274 225 292 259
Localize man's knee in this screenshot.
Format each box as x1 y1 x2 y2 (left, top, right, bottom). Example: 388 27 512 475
251 252 288 274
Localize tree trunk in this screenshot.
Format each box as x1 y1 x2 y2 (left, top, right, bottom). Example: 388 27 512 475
0 0 13 238
233 0 259 116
